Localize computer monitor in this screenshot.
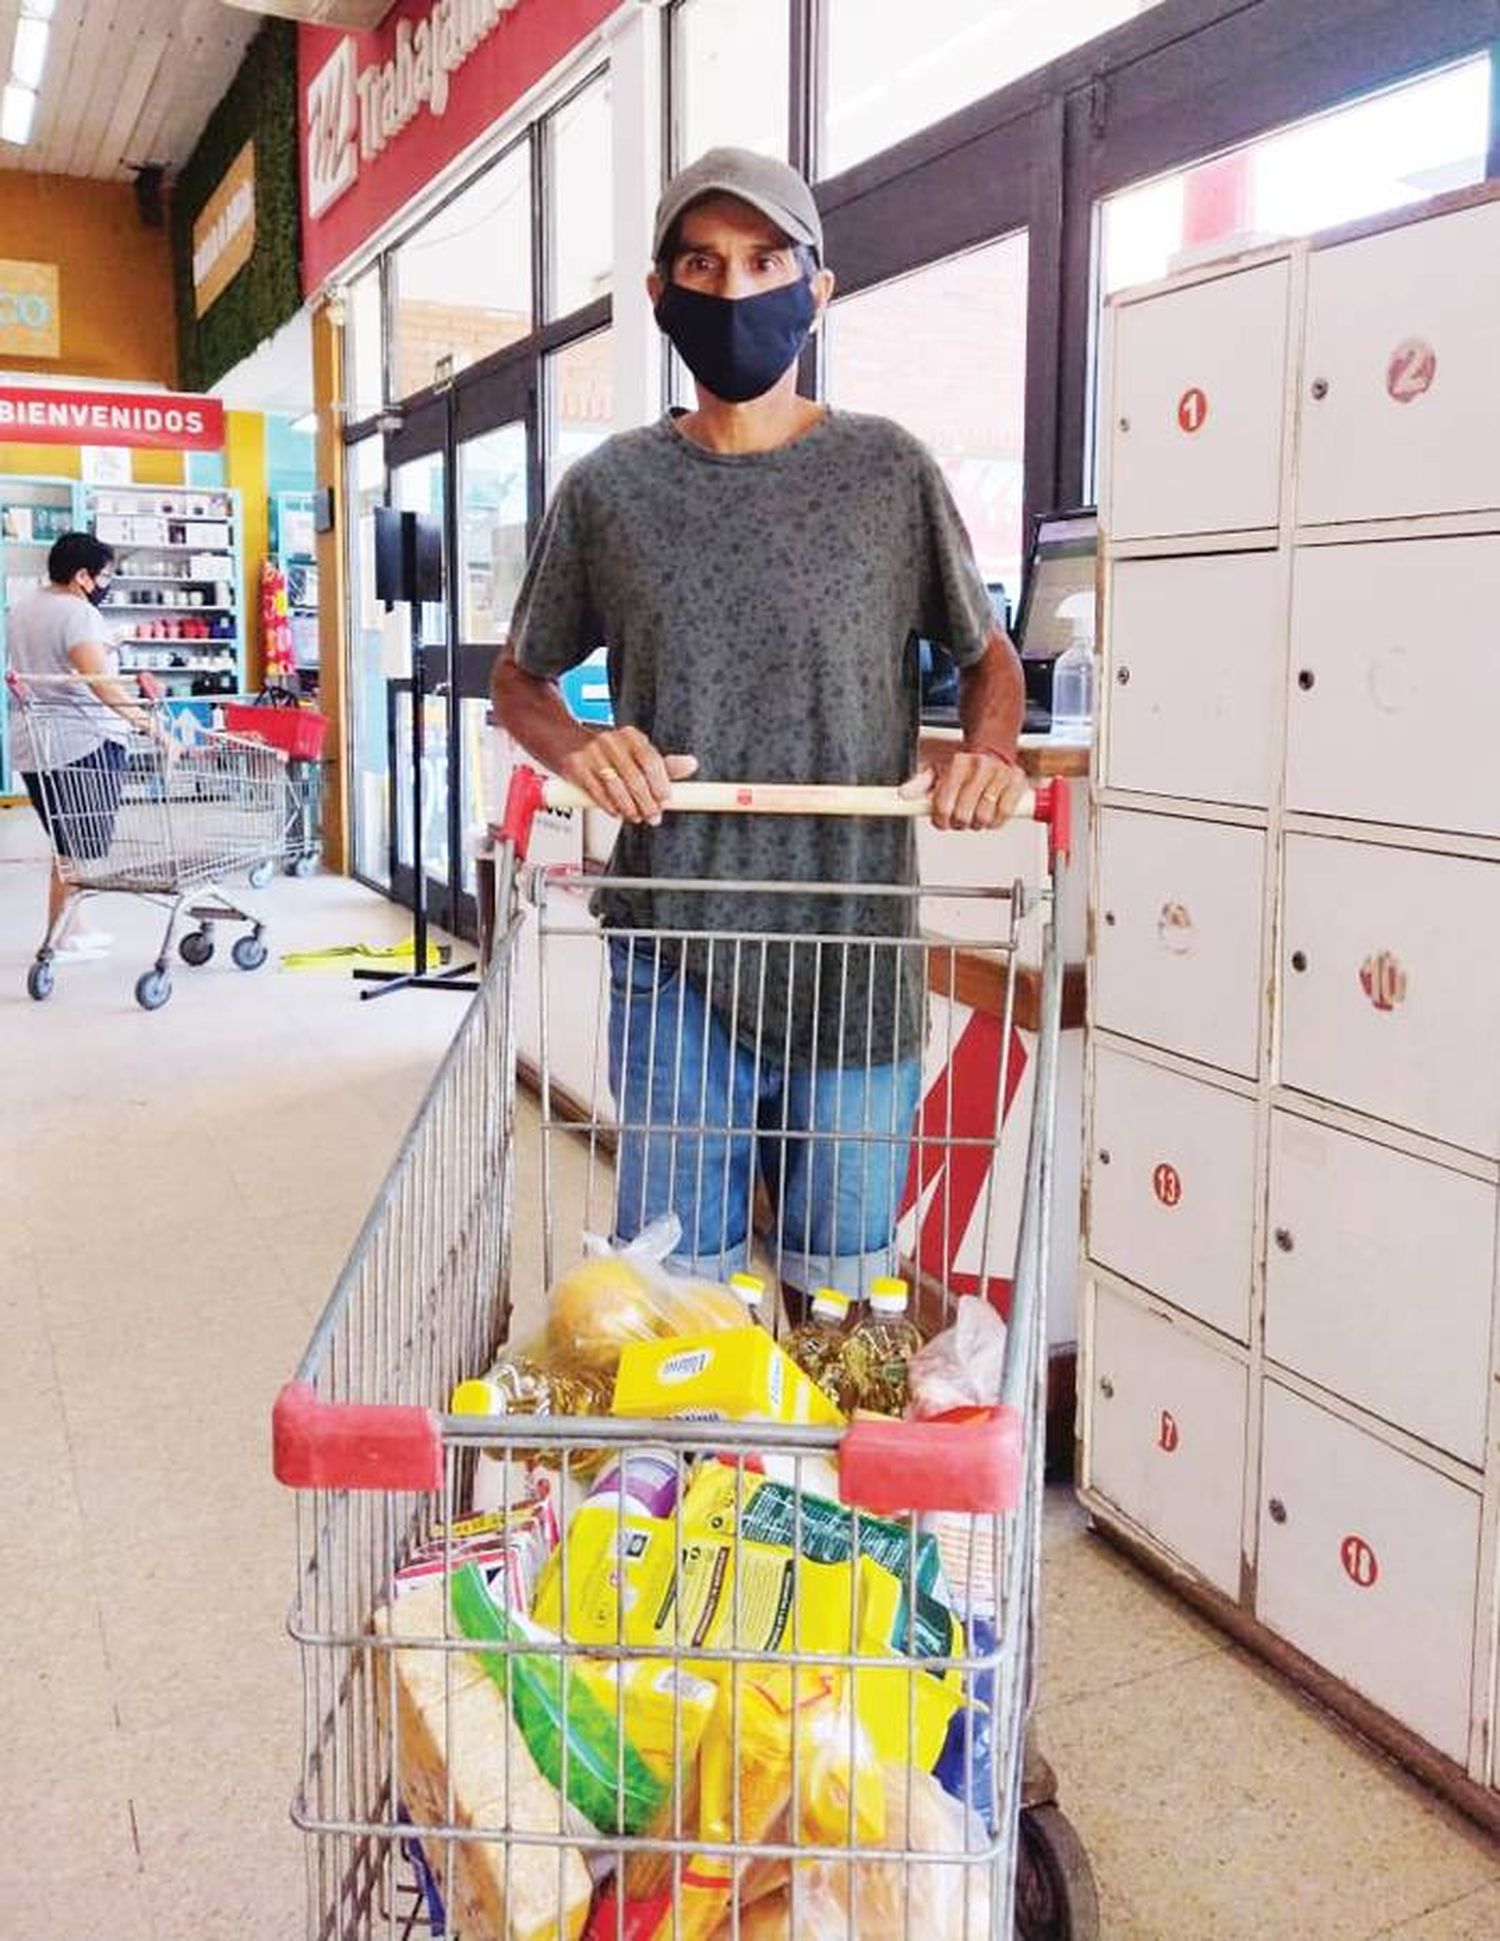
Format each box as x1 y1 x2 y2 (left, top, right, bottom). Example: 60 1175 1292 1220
1014 509 1098 665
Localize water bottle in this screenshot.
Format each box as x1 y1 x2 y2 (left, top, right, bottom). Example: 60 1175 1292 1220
1050 620 1096 743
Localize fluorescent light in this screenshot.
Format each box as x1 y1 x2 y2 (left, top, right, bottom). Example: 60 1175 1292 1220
12 16 49 89
20 0 56 19
1 83 36 146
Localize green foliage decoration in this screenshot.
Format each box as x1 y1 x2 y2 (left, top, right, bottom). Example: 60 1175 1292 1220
169 19 303 393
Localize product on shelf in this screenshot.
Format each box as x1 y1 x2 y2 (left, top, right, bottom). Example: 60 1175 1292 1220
728 1269 767 1321
842 1275 923 1416
784 1286 854 1408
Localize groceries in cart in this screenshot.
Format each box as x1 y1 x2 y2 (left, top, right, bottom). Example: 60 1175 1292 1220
374 1232 1012 1939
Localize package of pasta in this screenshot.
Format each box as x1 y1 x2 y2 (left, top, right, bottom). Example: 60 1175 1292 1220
532 1459 974 1776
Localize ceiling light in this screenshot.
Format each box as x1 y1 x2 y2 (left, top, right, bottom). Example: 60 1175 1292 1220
20 0 56 19
290 411 318 435
12 16 49 89
1 83 36 146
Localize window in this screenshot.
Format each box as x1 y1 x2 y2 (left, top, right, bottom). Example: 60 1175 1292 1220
460 424 529 644
820 0 1163 178
1099 57 1491 299
346 266 385 421
549 74 613 318
674 0 790 165
390 143 532 401
822 232 1029 603
546 327 615 500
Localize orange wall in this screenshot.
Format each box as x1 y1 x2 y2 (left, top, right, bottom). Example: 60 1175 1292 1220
0 171 177 386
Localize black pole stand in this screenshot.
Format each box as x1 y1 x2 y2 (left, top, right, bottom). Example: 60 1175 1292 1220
354 510 478 1001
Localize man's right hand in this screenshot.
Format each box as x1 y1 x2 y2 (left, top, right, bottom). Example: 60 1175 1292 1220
561 727 698 825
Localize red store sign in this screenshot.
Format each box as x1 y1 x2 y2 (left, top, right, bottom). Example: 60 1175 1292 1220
0 385 225 451
299 0 616 294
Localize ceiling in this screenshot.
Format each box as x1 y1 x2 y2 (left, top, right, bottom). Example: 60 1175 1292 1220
0 0 260 183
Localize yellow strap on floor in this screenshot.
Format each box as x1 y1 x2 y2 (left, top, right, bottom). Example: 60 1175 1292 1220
278 940 452 971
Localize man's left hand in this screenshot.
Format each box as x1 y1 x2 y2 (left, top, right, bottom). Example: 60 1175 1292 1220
899 739 1027 831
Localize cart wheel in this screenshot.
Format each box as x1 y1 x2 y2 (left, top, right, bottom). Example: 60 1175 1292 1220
135 968 172 1011
232 933 269 972
179 928 215 967
27 958 55 1002
248 860 274 890
1015 1804 1100 1941
290 853 318 879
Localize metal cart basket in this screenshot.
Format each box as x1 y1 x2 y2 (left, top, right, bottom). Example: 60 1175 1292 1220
273 768 1093 1940
9 671 283 1009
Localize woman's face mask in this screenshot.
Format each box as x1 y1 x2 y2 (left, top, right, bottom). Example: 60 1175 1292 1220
655 276 818 404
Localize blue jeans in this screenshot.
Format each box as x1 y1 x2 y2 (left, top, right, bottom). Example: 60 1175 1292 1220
608 938 922 1297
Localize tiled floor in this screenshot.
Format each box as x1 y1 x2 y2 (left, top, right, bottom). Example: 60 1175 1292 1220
2 803 1495 1938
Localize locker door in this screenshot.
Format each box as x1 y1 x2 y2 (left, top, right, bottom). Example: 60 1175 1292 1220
1280 836 1500 1156
1265 1113 1496 1467
1299 199 1500 525
1258 1384 1479 1763
1089 1048 1256 1341
1106 259 1290 541
1094 809 1266 1077
1087 1283 1247 1596
1286 537 1500 838
1105 551 1280 808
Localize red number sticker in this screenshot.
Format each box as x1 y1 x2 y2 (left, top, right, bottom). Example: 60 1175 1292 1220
1386 338 1436 404
1340 1534 1379 1589
1177 386 1209 434
1359 951 1407 1013
1152 1162 1183 1208
1157 1410 1180 1453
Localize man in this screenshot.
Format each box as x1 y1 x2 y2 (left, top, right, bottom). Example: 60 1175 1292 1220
8 530 146 954
494 147 1026 1304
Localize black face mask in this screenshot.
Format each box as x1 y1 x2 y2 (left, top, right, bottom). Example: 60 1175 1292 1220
655 277 818 404
84 576 112 608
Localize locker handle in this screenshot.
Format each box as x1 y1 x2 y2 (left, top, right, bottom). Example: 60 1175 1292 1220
1098 1377 1116 1400
1310 378 1329 400
1296 669 1316 692
1269 1498 1288 1524
1116 666 1131 686
1290 950 1309 973
1274 1227 1295 1253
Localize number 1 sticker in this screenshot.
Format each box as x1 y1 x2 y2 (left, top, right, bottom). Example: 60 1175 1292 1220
1177 387 1209 433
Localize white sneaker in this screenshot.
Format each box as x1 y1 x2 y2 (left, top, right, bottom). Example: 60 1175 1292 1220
52 933 113 961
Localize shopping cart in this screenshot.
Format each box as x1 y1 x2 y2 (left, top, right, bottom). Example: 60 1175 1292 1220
273 767 1096 1939
223 692 329 881
9 671 285 1010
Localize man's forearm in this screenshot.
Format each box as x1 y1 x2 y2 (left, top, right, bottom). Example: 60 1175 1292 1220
958 626 1025 763
492 646 593 772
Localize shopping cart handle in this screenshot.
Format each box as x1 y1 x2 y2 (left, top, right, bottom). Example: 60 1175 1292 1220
272 1381 444 1492
498 765 1071 863
838 1406 1024 1515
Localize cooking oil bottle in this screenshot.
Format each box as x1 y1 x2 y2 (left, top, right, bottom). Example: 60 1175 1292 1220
784 1287 853 1408
843 1276 922 1416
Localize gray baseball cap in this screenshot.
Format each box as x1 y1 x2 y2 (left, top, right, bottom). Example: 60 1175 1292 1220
652 147 823 262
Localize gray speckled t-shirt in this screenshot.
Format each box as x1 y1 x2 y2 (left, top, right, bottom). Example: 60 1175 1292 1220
509 407 993 1062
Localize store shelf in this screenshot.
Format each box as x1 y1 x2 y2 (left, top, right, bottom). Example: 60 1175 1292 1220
1 476 85 793
88 483 244 701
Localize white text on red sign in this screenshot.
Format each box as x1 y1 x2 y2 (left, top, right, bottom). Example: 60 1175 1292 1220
306 0 523 220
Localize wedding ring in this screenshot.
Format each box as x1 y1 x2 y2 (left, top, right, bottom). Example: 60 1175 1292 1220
598 766 619 783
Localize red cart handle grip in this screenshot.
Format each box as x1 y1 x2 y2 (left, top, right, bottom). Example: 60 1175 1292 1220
838 1406 1024 1515
272 1381 443 1492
